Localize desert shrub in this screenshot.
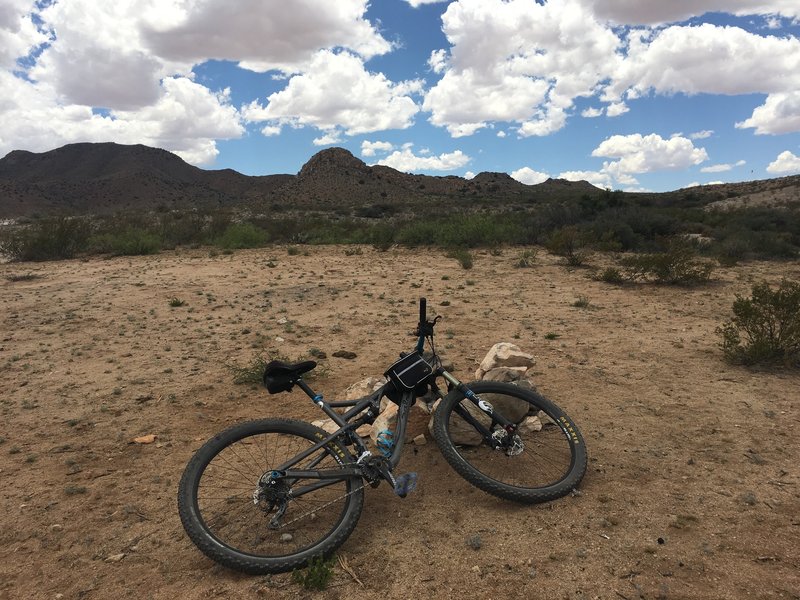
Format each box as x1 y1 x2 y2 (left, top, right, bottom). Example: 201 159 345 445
619 242 713 285
369 223 395 251
596 266 626 284
215 222 269 249
158 212 210 248
514 248 537 268
446 248 474 269
0 217 92 261
718 279 800 367
90 228 161 256
546 225 589 266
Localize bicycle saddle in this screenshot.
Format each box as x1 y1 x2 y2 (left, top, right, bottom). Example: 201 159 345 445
262 360 317 394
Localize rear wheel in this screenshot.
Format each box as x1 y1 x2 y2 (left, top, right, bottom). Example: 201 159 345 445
433 381 587 503
178 419 364 574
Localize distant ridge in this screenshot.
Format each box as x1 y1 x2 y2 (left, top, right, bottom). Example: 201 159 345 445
0 142 798 218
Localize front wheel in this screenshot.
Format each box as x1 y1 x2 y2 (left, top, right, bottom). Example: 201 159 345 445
433 381 587 504
177 419 364 574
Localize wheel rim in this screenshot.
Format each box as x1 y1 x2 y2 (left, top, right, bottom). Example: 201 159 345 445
446 395 577 491
192 430 356 559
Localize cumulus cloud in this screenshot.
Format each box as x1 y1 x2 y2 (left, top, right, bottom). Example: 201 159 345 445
690 130 714 140
558 170 615 188
0 0 48 69
736 92 800 134
0 71 243 164
606 24 800 102
423 0 622 137
579 0 800 25
242 51 421 136
405 0 450 7
510 167 549 185
591 133 709 180
144 0 391 73
766 150 800 174
373 146 470 172
361 141 394 157
581 107 603 118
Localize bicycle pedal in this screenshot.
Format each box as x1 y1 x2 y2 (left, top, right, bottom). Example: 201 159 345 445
393 472 418 498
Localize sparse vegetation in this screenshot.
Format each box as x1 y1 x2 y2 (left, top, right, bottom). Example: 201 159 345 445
718 279 800 367
618 242 714 285
215 222 269 250
292 555 335 591
446 248 474 270
515 249 537 268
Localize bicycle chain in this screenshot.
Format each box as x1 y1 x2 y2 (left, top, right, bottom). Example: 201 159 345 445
276 479 366 530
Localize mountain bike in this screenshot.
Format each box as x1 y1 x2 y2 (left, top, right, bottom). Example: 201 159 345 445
177 298 587 574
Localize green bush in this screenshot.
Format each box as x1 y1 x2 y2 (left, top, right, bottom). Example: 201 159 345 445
215 222 269 249
90 228 161 256
596 267 626 284
292 555 335 590
0 217 92 261
718 279 800 367
619 242 713 285
446 248 474 269
546 226 589 266
514 248 537 268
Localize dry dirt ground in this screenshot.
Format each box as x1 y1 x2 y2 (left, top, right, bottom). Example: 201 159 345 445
1 246 799 600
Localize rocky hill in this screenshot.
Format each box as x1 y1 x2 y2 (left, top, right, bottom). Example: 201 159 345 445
1 142 798 218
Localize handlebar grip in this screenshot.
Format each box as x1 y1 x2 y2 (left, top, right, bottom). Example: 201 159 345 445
419 297 427 324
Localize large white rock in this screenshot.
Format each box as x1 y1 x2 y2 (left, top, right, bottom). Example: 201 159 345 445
475 343 535 379
343 376 386 401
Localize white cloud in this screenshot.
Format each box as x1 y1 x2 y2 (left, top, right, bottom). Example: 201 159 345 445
736 92 800 134
405 0 450 6
510 167 549 185
0 0 48 69
581 0 800 25
592 133 709 180
558 169 614 188
242 51 421 136
690 130 714 139
373 147 470 172
0 72 243 164
606 102 629 117
767 150 800 174
496 130 507 138
581 107 603 118
464 171 475 179
428 49 448 74
143 0 391 73
700 160 746 173
606 24 800 102
261 125 282 136
361 140 394 156
423 0 622 137
312 131 342 146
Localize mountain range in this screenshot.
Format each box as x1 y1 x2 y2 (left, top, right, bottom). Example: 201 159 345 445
0 142 798 218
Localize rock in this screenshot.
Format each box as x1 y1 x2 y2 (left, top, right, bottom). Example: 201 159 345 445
332 350 357 359
280 533 293 543
467 534 482 550
132 434 156 444
369 400 430 446
311 419 340 434
537 410 556 425
343 376 385 401
431 400 488 446
413 434 427 446
482 366 528 382
478 390 529 424
476 342 535 379
277 317 288 325
105 553 125 563
519 416 543 434
274 336 284 342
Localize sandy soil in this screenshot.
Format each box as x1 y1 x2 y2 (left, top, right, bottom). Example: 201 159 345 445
1 246 798 600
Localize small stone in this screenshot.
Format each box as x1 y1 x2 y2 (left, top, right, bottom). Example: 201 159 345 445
467 534 482 550
280 533 293 543
105 553 125 563
274 336 285 343
413 434 427 446
49 524 63 532
741 491 757 506
332 350 357 359
528 567 537 578
277 317 288 325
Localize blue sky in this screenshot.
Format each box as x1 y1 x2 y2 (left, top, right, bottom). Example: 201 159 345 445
2 1 800 192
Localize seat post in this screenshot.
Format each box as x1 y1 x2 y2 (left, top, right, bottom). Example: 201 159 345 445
296 379 318 402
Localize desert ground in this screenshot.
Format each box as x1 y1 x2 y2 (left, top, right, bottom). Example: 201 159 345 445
1 245 798 600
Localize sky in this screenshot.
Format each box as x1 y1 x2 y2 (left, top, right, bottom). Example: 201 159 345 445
2 1 800 192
